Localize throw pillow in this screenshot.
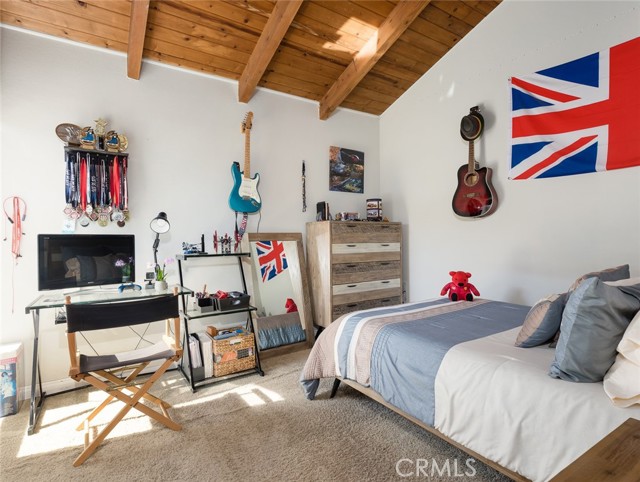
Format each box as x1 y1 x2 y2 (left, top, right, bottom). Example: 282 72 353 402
515 293 565 347
549 277 640 382
568 264 630 291
603 310 640 407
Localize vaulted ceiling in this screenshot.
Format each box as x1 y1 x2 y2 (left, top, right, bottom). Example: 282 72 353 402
0 0 501 119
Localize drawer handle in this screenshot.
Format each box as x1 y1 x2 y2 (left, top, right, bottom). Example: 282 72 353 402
381 299 391 303
380 243 390 247
347 303 358 308
346 264 357 268
347 284 357 288
380 262 390 266
381 280 390 284
347 244 357 247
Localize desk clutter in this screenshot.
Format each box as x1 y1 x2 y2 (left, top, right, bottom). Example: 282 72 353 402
188 327 256 379
195 289 250 313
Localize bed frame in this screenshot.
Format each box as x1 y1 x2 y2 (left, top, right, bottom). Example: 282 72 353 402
331 378 530 482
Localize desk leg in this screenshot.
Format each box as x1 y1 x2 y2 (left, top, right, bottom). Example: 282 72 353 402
28 309 45 435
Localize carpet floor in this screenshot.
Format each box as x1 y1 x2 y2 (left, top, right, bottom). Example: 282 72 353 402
0 350 513 481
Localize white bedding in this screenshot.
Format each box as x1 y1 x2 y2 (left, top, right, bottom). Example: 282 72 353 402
434 327 640 482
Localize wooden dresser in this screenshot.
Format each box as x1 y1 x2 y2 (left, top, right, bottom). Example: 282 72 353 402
306 221 403 328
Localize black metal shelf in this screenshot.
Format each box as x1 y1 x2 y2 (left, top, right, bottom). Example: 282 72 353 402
176 252 263 392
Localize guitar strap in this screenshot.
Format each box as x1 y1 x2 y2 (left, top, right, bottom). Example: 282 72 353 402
302 160 306 212
234 212 248 252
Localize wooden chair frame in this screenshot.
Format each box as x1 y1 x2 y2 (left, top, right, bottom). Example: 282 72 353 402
65 290 183 467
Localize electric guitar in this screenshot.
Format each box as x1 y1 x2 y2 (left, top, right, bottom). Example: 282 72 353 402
229 112 261 213
451 138 497 218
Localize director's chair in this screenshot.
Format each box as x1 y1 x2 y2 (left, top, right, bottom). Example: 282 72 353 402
64 290 183 466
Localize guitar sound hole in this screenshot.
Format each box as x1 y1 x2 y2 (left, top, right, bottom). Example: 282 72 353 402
464 172 479 187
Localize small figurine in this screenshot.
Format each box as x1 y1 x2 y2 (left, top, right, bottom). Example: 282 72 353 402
440 271 480 302
80 127 96 149
105 130 120 152
221 233 232 254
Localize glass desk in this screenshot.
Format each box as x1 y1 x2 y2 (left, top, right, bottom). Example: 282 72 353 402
24 284 193 435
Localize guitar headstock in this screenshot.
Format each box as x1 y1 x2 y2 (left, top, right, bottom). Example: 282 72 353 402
241 111 254 133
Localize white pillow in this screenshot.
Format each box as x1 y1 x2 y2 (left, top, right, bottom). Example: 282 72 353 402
603 309 640 407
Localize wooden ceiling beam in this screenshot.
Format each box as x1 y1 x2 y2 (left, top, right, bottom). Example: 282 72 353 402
318 0 430 120
127 0 150 80
238 0 303 103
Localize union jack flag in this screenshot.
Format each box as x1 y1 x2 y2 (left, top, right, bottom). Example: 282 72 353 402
509 36 640 180
256 240 288 282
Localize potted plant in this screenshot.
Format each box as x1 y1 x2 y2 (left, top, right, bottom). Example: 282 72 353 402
154 257 174 291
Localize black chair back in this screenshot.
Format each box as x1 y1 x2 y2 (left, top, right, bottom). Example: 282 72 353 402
66 295 179 333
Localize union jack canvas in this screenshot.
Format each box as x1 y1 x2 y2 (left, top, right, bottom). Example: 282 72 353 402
509 36 640 180
256 240 288 282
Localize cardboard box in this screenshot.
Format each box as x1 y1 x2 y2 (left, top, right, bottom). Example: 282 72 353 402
1 342 24 417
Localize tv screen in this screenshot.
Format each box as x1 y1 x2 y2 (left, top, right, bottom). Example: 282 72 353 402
37 234 135 291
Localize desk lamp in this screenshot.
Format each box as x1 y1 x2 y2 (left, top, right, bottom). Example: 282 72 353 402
150 212 170 288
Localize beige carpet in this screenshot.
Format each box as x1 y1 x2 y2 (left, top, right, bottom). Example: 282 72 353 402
0 350 512 481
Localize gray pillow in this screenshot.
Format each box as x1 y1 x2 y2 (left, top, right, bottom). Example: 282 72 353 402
549 277 640 382
515 293 566 347
568 264 630 291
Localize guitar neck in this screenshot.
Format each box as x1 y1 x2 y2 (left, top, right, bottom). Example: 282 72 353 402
244 130 251 179
468 139 476 174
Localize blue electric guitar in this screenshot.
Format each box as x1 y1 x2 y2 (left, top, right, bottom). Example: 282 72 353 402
229 112 261 213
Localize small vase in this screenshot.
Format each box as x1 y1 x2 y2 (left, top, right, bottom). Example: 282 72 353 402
155 280 168 291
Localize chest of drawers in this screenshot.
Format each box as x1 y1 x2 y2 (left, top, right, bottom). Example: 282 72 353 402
306 221 403 328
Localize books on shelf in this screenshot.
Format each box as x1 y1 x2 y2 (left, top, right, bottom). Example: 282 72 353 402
196 331 214 379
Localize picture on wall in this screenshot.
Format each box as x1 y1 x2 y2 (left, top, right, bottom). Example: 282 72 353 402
329 146 364 193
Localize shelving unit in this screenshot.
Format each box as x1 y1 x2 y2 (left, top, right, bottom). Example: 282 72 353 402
176 252 264 392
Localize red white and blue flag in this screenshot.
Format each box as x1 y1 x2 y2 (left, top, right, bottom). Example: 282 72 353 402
509 36 640 180
256 240 288 282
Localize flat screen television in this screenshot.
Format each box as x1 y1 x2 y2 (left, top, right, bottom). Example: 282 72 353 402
37 234 135 291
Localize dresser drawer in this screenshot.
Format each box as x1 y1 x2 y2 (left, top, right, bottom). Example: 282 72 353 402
332 222 401 244
332 296 402 319
333 260 401 285
333 278 400 296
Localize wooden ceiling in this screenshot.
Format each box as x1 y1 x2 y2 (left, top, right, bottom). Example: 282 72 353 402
0 0 500 119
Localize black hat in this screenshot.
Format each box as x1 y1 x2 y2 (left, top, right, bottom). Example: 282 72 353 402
460 106 484 141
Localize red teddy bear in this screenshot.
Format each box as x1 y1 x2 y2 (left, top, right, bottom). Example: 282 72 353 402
440 271 480 301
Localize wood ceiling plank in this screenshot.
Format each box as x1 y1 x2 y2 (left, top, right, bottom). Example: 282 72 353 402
0 8 127 52
145 21 251 63
410 15 461 48
127 0 150 79
238 0 302 103
271 50 409 101
1 0 129 46
143 48 242 79
29 0 130 28
182 0 269 35
319 0 429 120
431 0 483 27
144 34 246 75
317 0 386 30
151 2 257 50
463 1 500 17
421 4 475 36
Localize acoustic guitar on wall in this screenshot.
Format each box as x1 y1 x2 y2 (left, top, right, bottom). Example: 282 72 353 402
229 112 261 213
452 106 497 218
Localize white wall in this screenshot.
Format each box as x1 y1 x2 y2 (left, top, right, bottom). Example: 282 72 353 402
381 0 640 305
0 27 380 389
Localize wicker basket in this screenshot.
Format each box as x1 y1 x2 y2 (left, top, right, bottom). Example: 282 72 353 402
212 332 256 377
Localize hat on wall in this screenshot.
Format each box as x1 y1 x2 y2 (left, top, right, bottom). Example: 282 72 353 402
460 106 484 141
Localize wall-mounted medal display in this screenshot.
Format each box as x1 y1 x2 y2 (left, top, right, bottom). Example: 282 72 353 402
57 119 130 227
63 147 129 228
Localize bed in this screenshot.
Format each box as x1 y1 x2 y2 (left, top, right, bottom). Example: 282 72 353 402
300 288 640 482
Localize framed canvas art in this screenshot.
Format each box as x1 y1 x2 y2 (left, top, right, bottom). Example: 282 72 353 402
329 146 364 193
